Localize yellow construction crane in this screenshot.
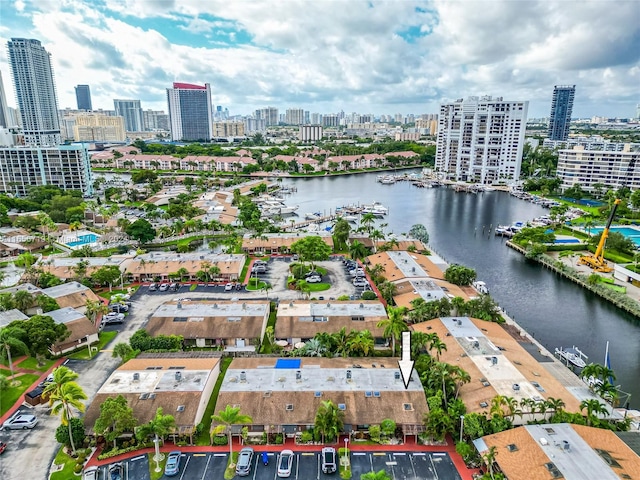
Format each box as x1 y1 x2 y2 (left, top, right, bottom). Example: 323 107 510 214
578 198 621 273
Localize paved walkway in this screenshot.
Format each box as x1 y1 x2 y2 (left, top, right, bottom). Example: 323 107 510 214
85 434 481 479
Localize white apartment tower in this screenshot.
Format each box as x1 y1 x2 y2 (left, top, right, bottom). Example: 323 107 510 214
299 125 323 142
285 108 305 125
436 96 528 184
7 38 61 145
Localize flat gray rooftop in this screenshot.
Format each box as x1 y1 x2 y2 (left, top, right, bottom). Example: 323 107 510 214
409 279 448 301
47 307 85 324
0 309 28 327
153 301 268 318
221 367 422 393
138 252 245 262
42 281 88 298
386 251 429 278
524 424 620 480
44 257 124 267
99 369 211 394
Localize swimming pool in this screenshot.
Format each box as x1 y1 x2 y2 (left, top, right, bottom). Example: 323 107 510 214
591 226 640 246
66 233 99 247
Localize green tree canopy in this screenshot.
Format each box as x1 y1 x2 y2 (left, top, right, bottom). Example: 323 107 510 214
94 395 138 449
125 219 156 244
444 264 477 286
7 315 69 357
290 236 332 268
409 224 429 245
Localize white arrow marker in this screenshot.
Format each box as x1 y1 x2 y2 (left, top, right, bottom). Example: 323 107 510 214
398 331 414 389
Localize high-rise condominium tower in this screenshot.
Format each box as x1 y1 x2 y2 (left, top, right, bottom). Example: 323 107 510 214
75 85 92 110
7 38 61 145
113 99 143 132
436 96 528 184
166 82 213 142
548 85 575 141
0 72 9 128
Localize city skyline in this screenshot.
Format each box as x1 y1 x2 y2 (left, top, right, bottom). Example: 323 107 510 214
1 1 639 118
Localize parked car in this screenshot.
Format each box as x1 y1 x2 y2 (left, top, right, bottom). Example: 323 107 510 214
304 270 320 278
3 413 38 430
109 303 128 313
0 441 6 454
169 283 180 291
352 278 368 287
102 312 125 325
148 283 158 291
108 463 123 480
224 283 234 291
306 275 322 283
350 269 365 277
83 466 98 480
236 447 254 476
235 283 244 291
111 293 130 301
277 449 294 478
159 283 169 292
321 447 337 474
164 450 182 477
252 265 267 273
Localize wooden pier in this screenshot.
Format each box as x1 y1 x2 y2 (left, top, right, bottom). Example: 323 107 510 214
284 214 339 231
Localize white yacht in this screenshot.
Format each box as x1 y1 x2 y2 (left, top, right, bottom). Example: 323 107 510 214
472 280 489 294
361 201 389 216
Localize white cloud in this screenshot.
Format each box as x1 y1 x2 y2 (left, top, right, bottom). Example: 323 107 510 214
0 0 638 117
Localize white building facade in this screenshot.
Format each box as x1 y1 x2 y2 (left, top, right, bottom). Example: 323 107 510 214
436 96 528 184
556 144 640 192
299 124 323 142
0 144 93 196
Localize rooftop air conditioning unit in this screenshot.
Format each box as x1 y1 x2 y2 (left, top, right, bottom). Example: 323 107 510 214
240 371 247 382
175 371 182 382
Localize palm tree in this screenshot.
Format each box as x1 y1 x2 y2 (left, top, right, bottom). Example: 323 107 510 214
377 306 408 356
481 445 498 480
0 327 29 378
332 327 350 358
136 407 176 473
580 399 608 426
490 395 508 419
348 240 369 262
346 329 374 356
211 405 253 459
544 397 566 416
314 400 344 443
13 290 34 313
427 336 448 361
360 213 375 234
43 366 87 456
85 299 108 326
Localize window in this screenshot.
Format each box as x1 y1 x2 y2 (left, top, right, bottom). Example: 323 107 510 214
403 403 413 411
314 392 322 398
264 391 272 397
227 317 241 322
139 393 149 400
507 444 518 452
373 391 380 397
351 316 364 322
338 404 346 411
364 391 372 397
177 405 185 412
544 427 556 435
168 366 185 370
173 317 187 322
285 404 294 411
479 402 488 408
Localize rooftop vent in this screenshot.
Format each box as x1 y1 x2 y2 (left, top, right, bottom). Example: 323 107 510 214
289 302 293 307
314 391 322 397
512 383 520 391
507 444 518 452
562 441 570 452
213 303 218 309
285 404 294 411
175 371 182 382
346 369 352 380
403 403 413 411
491 356 498 365
177 405 185 412
479 402 488 408
296 370 302 381
263 391 272 397
359 303 364 308
133 373 140 382
240 371 247 382
177 301 182 309
242 303 246 310
338 403 346 410
394 371 401 380
327 303 331 308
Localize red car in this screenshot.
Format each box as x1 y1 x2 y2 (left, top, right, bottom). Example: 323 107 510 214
0 441 6 454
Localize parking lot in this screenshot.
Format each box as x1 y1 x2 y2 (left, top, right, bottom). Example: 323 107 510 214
102 450 461 480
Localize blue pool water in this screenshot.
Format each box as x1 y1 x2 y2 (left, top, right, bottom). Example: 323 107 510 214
591 226 640 246
66 233 99 247
554 239 580 244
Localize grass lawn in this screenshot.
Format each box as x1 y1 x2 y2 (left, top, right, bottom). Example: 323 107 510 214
0 373 40 416
66 331 118 360
306 283 331 292
195 357 232 446
549 196 602 216
50 447 79 480
16 357 55 372
148 453 168 480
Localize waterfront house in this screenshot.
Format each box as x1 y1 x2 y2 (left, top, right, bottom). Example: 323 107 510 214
241 232 334 255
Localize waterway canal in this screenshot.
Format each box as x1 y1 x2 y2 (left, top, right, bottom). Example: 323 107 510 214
284 171 640 406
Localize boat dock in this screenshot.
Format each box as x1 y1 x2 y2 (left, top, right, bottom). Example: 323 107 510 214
283 214 339 231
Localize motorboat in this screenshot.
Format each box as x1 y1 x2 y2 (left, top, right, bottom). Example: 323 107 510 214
472 280 489 294
361 201 389 216
260 201 298 216
555 346 588 369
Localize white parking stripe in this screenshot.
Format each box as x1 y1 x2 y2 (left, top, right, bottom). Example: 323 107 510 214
130 455 145 461
178 455 190 480
201 455 211 480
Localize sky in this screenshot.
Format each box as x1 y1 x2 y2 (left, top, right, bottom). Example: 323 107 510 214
0 0 638 119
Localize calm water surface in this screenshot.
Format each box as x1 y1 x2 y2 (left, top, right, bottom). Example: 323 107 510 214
285 171 640 406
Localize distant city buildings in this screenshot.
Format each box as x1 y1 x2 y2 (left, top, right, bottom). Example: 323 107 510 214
436 96 528 184
113 99 143 132
0 72 10 128
212 121 245 138
73 113 126 142
299 124 323 142
556 143 640 192
74 84 92 110
548 85 575 141
142 109 169 132
0 144 93 196
285 108 305 125
255 107 279 127
7 38 61 146
166 82 214 142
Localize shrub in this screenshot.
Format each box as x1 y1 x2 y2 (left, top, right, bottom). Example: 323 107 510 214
74 464 83 474
213 434 228 446
275 433 284 444
361 291 378 300
368 425 381 443
300 430 313 443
